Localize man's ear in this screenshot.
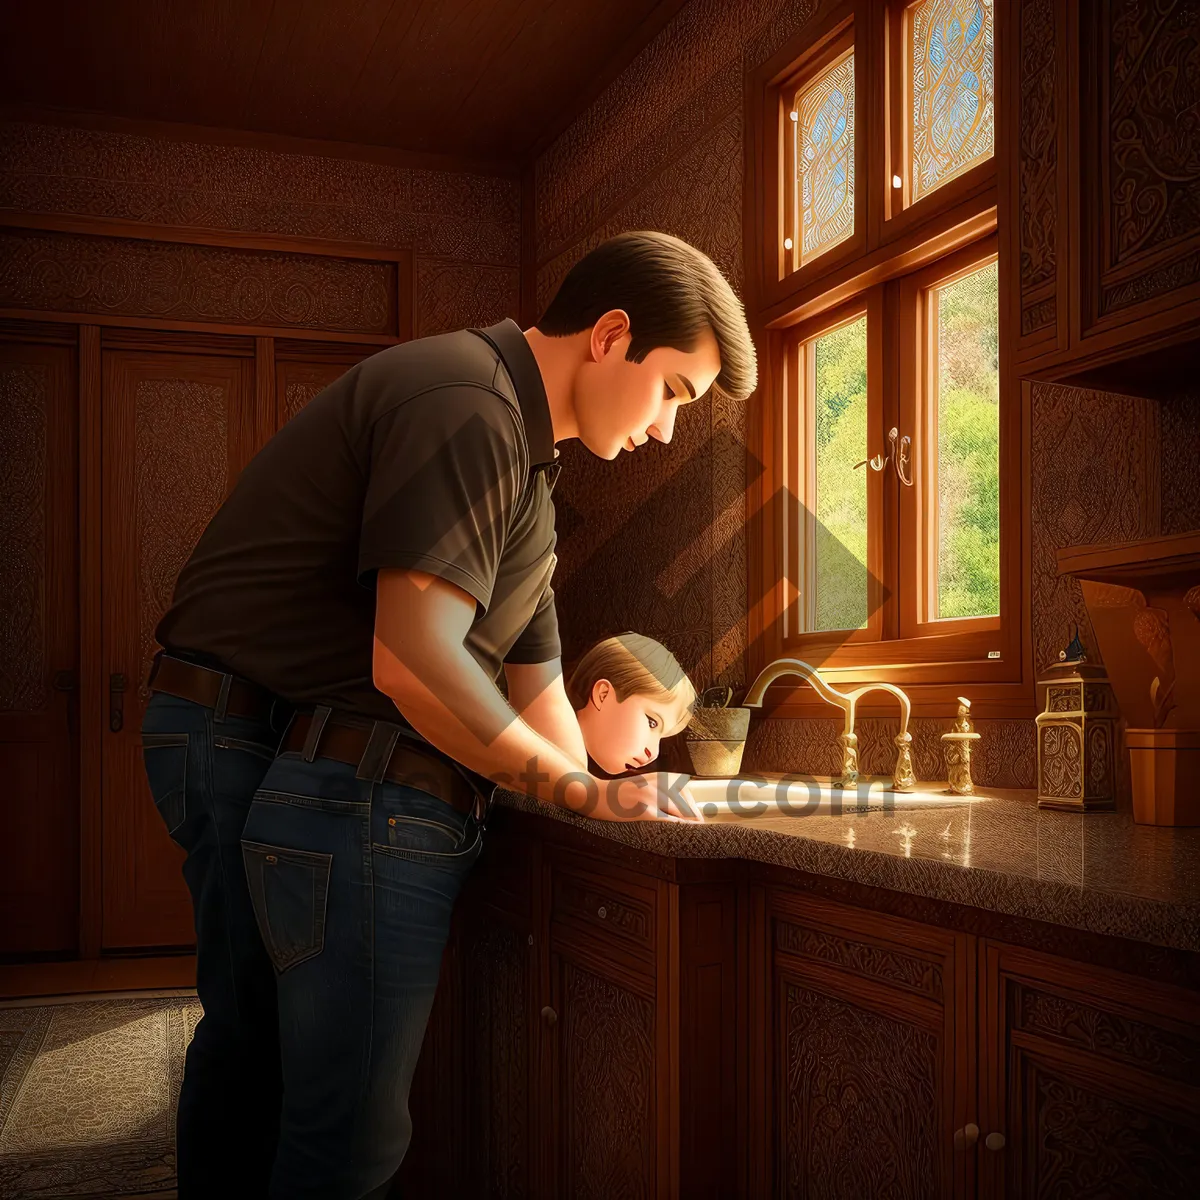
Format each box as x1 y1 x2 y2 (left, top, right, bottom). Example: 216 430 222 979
590 311 630 362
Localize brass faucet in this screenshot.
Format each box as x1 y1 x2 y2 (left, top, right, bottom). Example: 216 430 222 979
741 658 916 791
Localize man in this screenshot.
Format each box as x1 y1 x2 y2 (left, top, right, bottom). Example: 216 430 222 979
141 230 757 1198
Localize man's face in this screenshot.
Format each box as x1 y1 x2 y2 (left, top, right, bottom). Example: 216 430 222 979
574 311 722 460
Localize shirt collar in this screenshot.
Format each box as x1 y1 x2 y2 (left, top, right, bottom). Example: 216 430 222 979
468 318 559 470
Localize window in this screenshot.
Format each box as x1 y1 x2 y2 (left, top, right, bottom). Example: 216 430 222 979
749 1 1015 714
907 0 995 202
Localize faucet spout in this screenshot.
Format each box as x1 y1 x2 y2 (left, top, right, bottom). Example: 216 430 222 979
741 658 916 791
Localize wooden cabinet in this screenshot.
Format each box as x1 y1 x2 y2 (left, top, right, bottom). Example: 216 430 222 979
763 893 973 1200
1008 0 1200 379
408 814 1200 1200
979 942 1200 1199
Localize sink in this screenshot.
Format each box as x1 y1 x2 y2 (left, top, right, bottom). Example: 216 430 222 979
686 774 982 818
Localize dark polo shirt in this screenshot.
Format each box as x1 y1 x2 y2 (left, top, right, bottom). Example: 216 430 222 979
156 319 562 744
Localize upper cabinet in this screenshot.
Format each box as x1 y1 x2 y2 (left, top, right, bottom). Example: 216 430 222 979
1009 0 1200 379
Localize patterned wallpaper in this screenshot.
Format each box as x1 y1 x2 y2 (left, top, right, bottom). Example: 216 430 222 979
0 120 521 336
531 0 1200 791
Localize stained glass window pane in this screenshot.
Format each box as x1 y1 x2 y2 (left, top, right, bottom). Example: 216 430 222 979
795 52 855 265
909 0 994 202
812 316 868 632
934 260 999 620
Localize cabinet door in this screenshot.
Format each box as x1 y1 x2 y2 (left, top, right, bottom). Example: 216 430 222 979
100 344 255 949
0 331 79 955
274 341 379 431
545 854 669 1200
980 941 1200 1199
766 892 970 1200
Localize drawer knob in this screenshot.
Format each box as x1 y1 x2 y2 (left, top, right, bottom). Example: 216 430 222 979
597 905 607 919
541 1005 557 1026
954 1123 979 1151
527 933 534 947
985 1132 1005 1152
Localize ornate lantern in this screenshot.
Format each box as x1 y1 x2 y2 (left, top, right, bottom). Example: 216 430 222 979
1034 628 1117 811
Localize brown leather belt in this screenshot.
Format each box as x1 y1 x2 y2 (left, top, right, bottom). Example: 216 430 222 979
281 710 485 820
148 651 277 722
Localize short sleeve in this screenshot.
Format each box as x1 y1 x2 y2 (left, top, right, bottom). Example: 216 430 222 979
358 387 524 617
503 578 562 664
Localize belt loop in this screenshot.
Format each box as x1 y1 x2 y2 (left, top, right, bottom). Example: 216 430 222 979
213 673 233 723
302 706 332 762
356 722 400 783
147 649 164 691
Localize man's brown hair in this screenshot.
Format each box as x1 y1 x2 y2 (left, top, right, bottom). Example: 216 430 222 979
537 230 758 401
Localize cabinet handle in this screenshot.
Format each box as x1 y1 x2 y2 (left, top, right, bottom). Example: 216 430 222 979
109 673 127 733
527 934 534 947
985 1131 1006 1152
541 1005 557 1026
954 1123 979 1151
597 905 607 919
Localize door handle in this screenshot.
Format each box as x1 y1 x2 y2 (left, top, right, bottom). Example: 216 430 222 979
109 673 126 732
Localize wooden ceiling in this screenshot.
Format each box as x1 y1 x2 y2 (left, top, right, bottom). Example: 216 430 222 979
0 0 688 167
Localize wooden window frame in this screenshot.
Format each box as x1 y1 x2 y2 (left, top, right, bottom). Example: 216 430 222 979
745 0 1029 718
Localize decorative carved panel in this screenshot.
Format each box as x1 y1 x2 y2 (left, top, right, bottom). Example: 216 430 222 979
1082 0 1200 325
560 959 655 1199
1015 984 1200 1087
466 919 530 1199
275 361 349 428
774 919 944 1000
779 979 941 1199
416 258 519 338
134 377 228 704
0 362 48 712
0 227 398 335
1018 1061 1200 1197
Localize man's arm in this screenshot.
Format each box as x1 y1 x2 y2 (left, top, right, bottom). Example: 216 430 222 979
372 567 694 822
503 659 587 771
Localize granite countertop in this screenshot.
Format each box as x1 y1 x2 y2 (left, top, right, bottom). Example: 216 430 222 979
495 781 1200 953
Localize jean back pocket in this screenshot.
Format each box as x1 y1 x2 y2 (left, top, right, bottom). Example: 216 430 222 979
241 840 333 974
142 732 189 836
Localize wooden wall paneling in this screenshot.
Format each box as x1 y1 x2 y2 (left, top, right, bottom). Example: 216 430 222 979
0 216 410 346
99 344 254 949
0 328 79 957
78 323 102 958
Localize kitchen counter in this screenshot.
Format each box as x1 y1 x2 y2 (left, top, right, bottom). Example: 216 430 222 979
495 779 1200 953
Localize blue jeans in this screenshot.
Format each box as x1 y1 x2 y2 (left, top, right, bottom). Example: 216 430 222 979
240 744 484 1198
142 690 293 1198
144 695 485 1199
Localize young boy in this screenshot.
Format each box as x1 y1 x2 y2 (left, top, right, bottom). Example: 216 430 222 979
566 632 697 776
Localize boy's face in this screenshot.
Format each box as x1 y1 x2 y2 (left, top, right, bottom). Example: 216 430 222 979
578 680 693 776
573 311 722 460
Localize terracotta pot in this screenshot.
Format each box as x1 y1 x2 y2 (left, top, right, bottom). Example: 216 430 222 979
1126 728 1200 826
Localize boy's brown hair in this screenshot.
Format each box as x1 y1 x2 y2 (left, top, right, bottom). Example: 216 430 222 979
537 230 758 403
565 632 697 736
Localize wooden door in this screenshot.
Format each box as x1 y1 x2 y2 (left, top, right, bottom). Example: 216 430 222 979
766 893 971 1200
979 940 1200 1199
100 338 255 949
0 326 79 955
274 340 379 432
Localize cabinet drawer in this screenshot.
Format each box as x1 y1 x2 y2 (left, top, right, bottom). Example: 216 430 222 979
550 858 658 957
